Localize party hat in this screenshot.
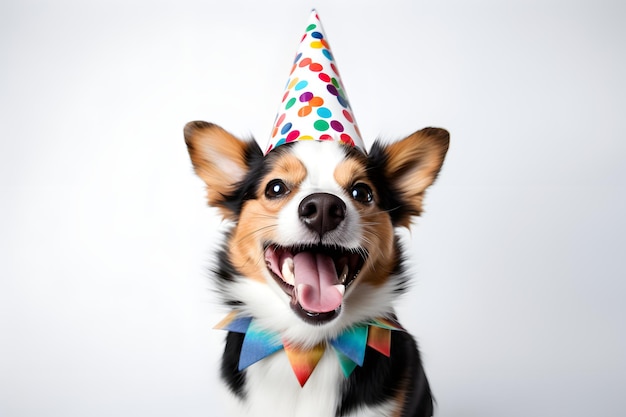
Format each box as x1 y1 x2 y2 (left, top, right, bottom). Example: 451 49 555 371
265 9 365 154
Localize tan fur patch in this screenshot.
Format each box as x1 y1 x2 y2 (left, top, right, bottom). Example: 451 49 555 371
258 153 308 198
391 379 409 417
333 158 370 190
228 199 280 282
357 212 396 287
334 156 396 287
228 153 308 282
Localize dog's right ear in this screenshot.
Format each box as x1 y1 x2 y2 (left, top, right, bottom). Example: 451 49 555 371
184 121 262 219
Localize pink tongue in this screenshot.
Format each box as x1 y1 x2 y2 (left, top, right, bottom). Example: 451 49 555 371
293 252 343 313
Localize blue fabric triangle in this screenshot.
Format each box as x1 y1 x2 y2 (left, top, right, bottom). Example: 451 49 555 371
238 320 283 371
223 316 252 334
334 349 359 377
329 324 368 367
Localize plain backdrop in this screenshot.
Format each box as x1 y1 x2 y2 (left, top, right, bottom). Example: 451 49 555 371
1 0 625 416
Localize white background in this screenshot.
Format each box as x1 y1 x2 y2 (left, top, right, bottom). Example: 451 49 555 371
1 0 625 416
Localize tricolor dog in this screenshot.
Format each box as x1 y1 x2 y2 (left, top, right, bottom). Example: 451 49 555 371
185 10 449 417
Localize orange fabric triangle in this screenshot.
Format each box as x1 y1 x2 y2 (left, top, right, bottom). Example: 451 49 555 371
366 325 391 357
283 342 326 387
213 310 238 330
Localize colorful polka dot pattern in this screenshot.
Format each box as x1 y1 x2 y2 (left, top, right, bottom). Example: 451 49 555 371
265 9 365 155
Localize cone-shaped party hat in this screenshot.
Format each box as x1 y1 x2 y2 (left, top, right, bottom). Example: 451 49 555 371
265 9 365 154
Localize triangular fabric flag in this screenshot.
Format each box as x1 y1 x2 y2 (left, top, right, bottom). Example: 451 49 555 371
214 311 252 333
369 317 405 332
238 321 283 371
366 325 392 357
334 349 359 378
329 324 368 367
284 341 325 387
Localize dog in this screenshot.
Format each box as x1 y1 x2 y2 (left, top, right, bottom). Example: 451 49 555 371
184 120 449 416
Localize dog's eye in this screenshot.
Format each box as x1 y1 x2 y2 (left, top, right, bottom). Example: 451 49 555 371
265 179 290 199
350 183 373 204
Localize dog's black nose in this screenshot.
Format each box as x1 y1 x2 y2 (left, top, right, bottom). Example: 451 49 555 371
299 193 346 236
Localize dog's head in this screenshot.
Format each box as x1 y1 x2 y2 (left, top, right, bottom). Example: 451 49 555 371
185 121 448 345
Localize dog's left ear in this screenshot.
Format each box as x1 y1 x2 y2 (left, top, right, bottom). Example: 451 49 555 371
370 127 449 228
184 121 262 220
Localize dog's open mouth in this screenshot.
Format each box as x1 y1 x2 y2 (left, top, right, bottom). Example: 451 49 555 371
264 244 366 324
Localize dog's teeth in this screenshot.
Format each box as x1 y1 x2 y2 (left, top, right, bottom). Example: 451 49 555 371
339 265 349 284
281 258 295 285
334 284 345 296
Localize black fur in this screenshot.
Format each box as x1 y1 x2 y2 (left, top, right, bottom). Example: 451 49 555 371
341 142 417 226
221 332 247 399
367 140 418 225
221 138 266 217
339 330 432 417
390 237 411 295
212 245 244 307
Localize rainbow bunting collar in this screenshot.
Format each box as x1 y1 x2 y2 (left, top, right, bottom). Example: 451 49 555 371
215 311 405 387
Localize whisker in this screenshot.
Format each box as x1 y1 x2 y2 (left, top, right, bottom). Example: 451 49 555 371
360 230 386 259
369 206 402 216
232 224 278 246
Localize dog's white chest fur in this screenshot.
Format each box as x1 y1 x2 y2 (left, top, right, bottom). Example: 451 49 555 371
227 349 394 417
232 349 340 416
